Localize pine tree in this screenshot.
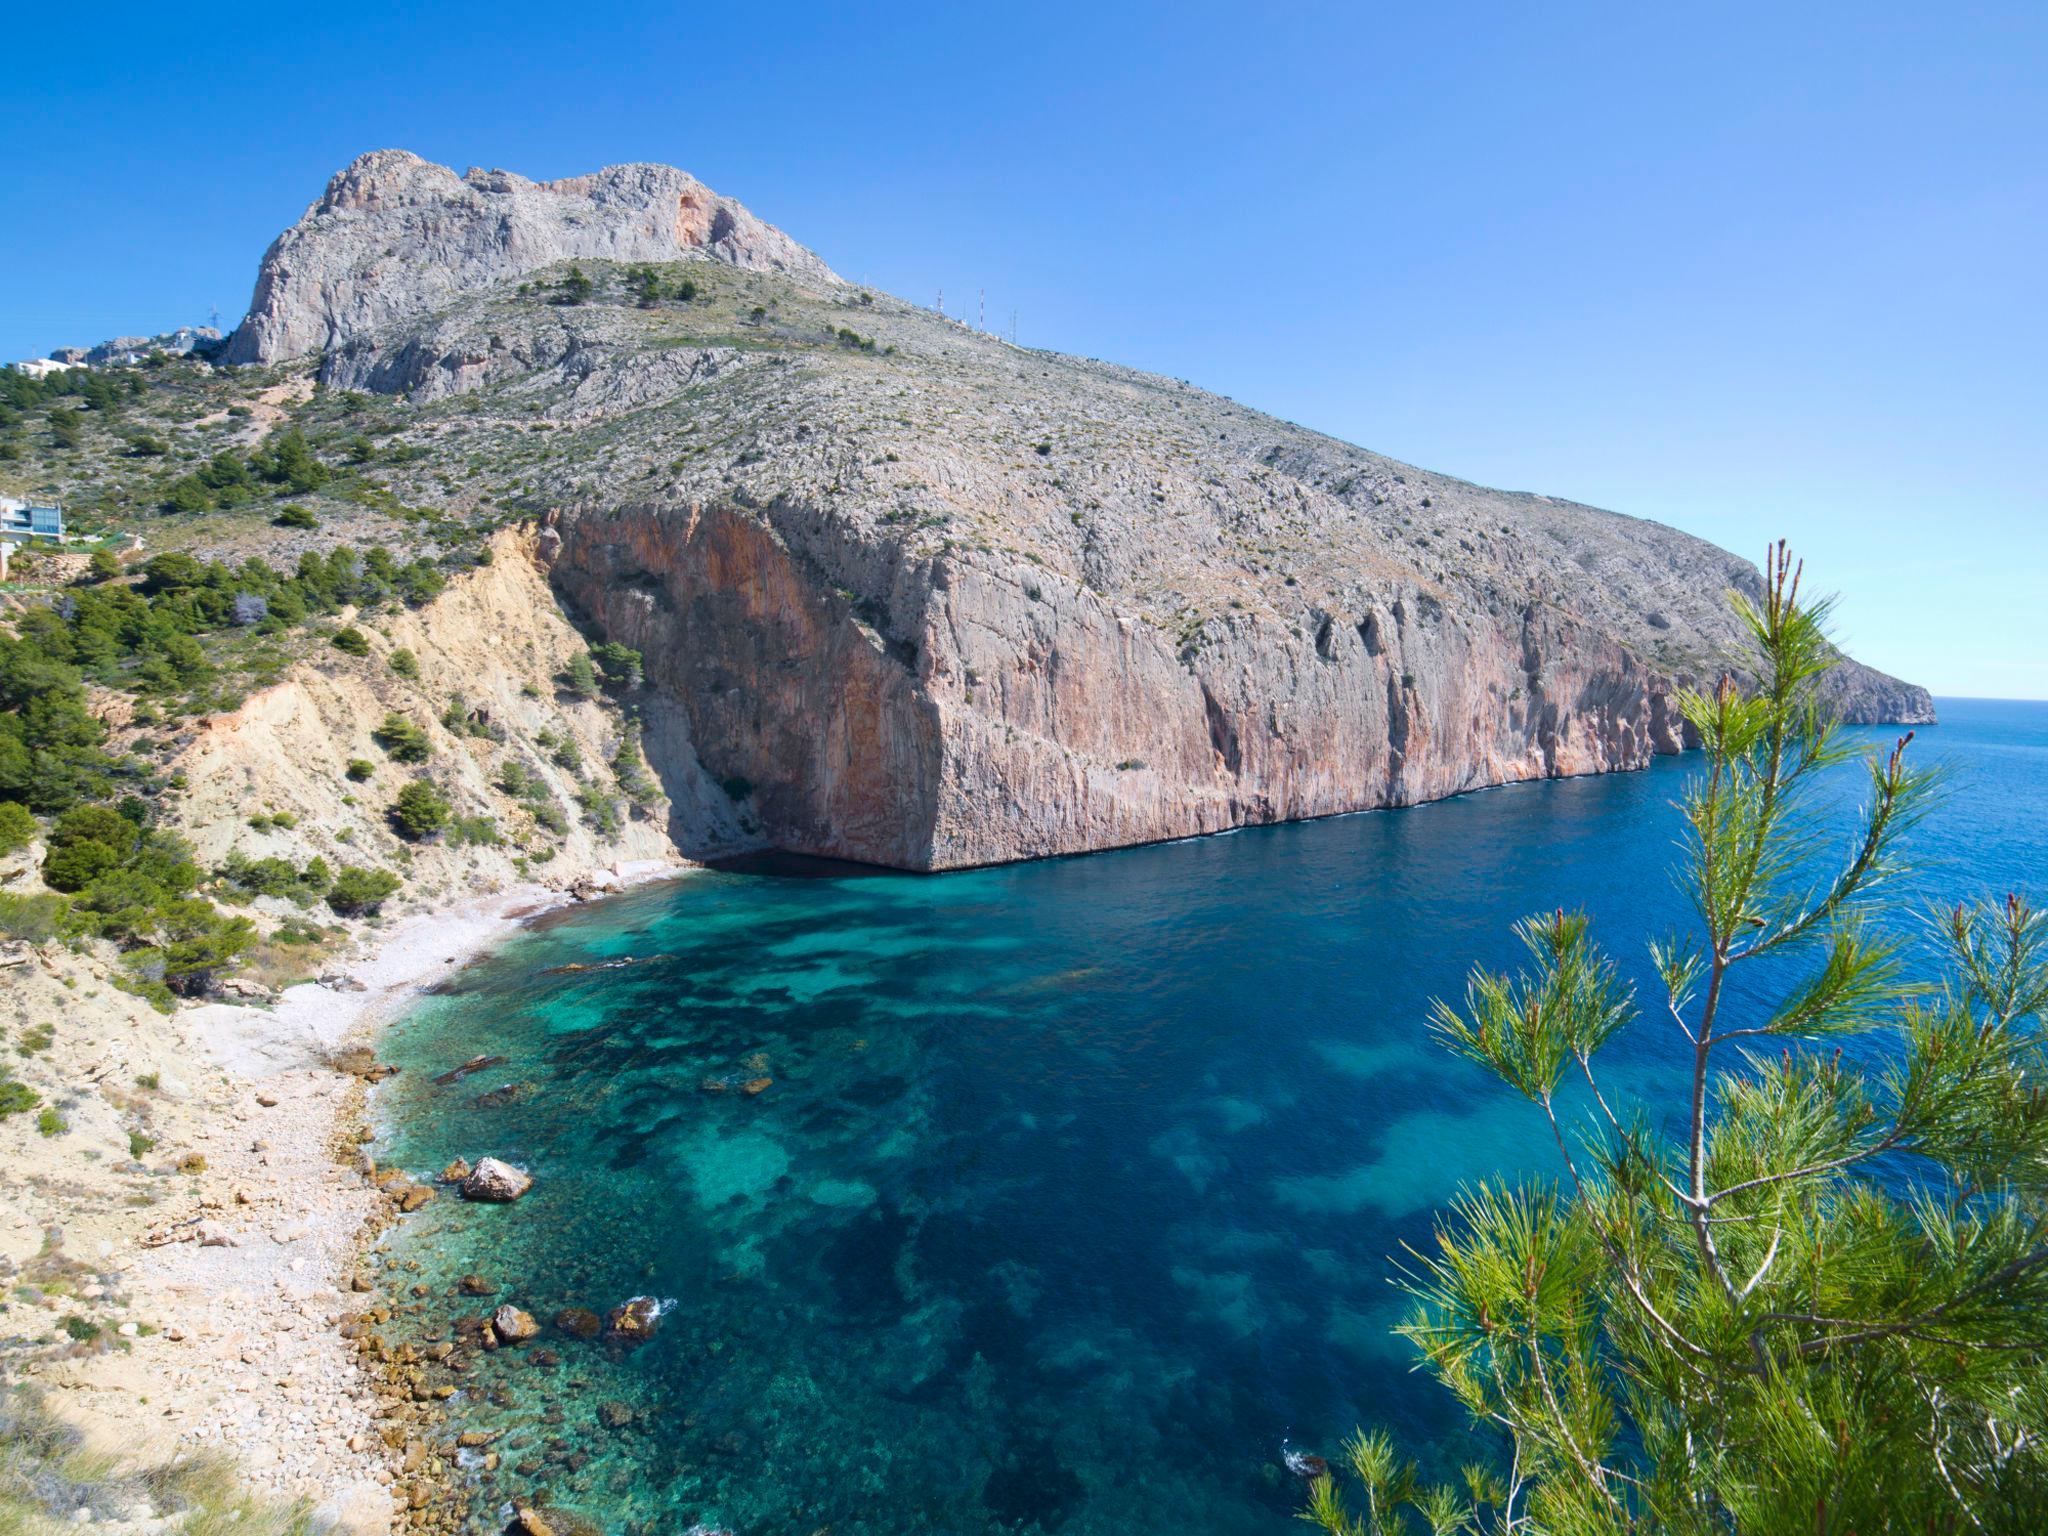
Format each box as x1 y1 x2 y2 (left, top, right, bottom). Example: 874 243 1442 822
1307 546 2048 1534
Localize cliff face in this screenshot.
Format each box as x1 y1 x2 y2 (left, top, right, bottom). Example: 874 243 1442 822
224 153 1935 871
542 505 1701 868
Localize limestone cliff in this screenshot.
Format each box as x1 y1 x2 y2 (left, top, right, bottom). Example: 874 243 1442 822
222 150 839 368
224 153 1935 871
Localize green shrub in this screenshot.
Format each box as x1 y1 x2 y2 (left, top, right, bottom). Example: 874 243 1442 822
0 801 35 853
272 505 319 530
592 641 643 691
345 758 375 782
0 893 67 943
560 651 599 699
446 815 500 848
331 627 371 657
390 780 452 841
373 713 432 763
388 647 420 680
0 1074 38 1118
36 1107 65 1138
127 1130 155 1158
326 865 401 916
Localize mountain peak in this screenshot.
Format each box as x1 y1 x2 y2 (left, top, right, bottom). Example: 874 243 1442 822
222 151 838 366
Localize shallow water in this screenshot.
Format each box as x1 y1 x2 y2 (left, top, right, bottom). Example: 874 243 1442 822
374 699 2048 1534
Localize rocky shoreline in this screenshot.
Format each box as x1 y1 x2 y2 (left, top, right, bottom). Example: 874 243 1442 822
3 857 692 1534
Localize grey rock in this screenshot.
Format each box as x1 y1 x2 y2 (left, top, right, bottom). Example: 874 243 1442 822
460 1156 533 1202
222 149 839 368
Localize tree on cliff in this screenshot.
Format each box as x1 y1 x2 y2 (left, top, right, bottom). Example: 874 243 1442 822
1307 546 2048 1533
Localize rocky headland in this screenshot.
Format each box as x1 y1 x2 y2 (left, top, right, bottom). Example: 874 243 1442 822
226 149 1933 870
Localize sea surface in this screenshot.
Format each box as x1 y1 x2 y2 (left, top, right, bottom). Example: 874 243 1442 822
374 698 2048 1534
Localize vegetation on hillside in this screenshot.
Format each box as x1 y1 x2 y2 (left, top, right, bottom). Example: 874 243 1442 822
1307 548 2047 1532
0 1387 318 1535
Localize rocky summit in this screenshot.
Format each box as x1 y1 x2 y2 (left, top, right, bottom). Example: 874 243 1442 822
223 150 1933 871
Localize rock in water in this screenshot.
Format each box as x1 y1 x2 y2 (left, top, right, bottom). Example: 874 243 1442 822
461 1157 533 1202
603 1296 663 1345
222 153 1937 872
1284 1449 1330 1479
553 1307 602 1340
492 1306 540 1344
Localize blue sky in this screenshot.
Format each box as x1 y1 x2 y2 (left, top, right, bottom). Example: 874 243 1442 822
6 2 2042 697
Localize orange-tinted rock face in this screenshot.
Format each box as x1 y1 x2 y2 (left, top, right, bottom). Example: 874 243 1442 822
544 503 1694 871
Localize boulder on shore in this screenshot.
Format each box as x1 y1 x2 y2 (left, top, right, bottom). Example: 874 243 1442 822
461 1157 533 1202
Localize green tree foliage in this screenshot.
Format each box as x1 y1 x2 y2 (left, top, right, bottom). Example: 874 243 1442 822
331 626 371 657
390 780 452 841
85 548 122 583
273 505 319 530
557 264 594 306
0 800 37 854
388 647 420 680
591 641 643 691
215 851 332 905
560 650 600 699
327 865 400 917
345 758 376 782
1305 547 2048 1534
372 713 432 763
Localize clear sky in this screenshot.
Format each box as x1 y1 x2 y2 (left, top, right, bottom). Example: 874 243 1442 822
5 2 2042 697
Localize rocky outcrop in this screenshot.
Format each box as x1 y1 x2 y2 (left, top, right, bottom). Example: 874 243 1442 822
222 150 839 368
222 154 1934 872
460 1157 533 1203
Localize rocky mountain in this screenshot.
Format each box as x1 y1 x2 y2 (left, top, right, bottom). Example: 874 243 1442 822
222 151 1934 870
221 150 839 368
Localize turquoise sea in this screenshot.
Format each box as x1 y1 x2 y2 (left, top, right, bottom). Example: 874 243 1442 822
373 698 2048 1534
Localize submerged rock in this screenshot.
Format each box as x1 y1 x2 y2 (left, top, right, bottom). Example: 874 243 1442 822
462 1157 533 1202
1284 1449 1330 1480
741 1077 773 1096
604 1296 663 1345
475 1082 538 1109
552 1307 601 1340
433 1054 507 1086
458 1273 497 1295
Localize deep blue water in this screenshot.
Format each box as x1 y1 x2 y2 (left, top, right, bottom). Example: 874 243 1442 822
374 698 2048 1534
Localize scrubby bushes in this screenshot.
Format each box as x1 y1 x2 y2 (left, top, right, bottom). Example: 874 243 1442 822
0 800 37 853
159 427 331 513
215 851 332 906
326 865 400 916
390 780 452 841
373 713 432 763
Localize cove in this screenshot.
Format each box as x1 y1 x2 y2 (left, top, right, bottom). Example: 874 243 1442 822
370 699 2048 1534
